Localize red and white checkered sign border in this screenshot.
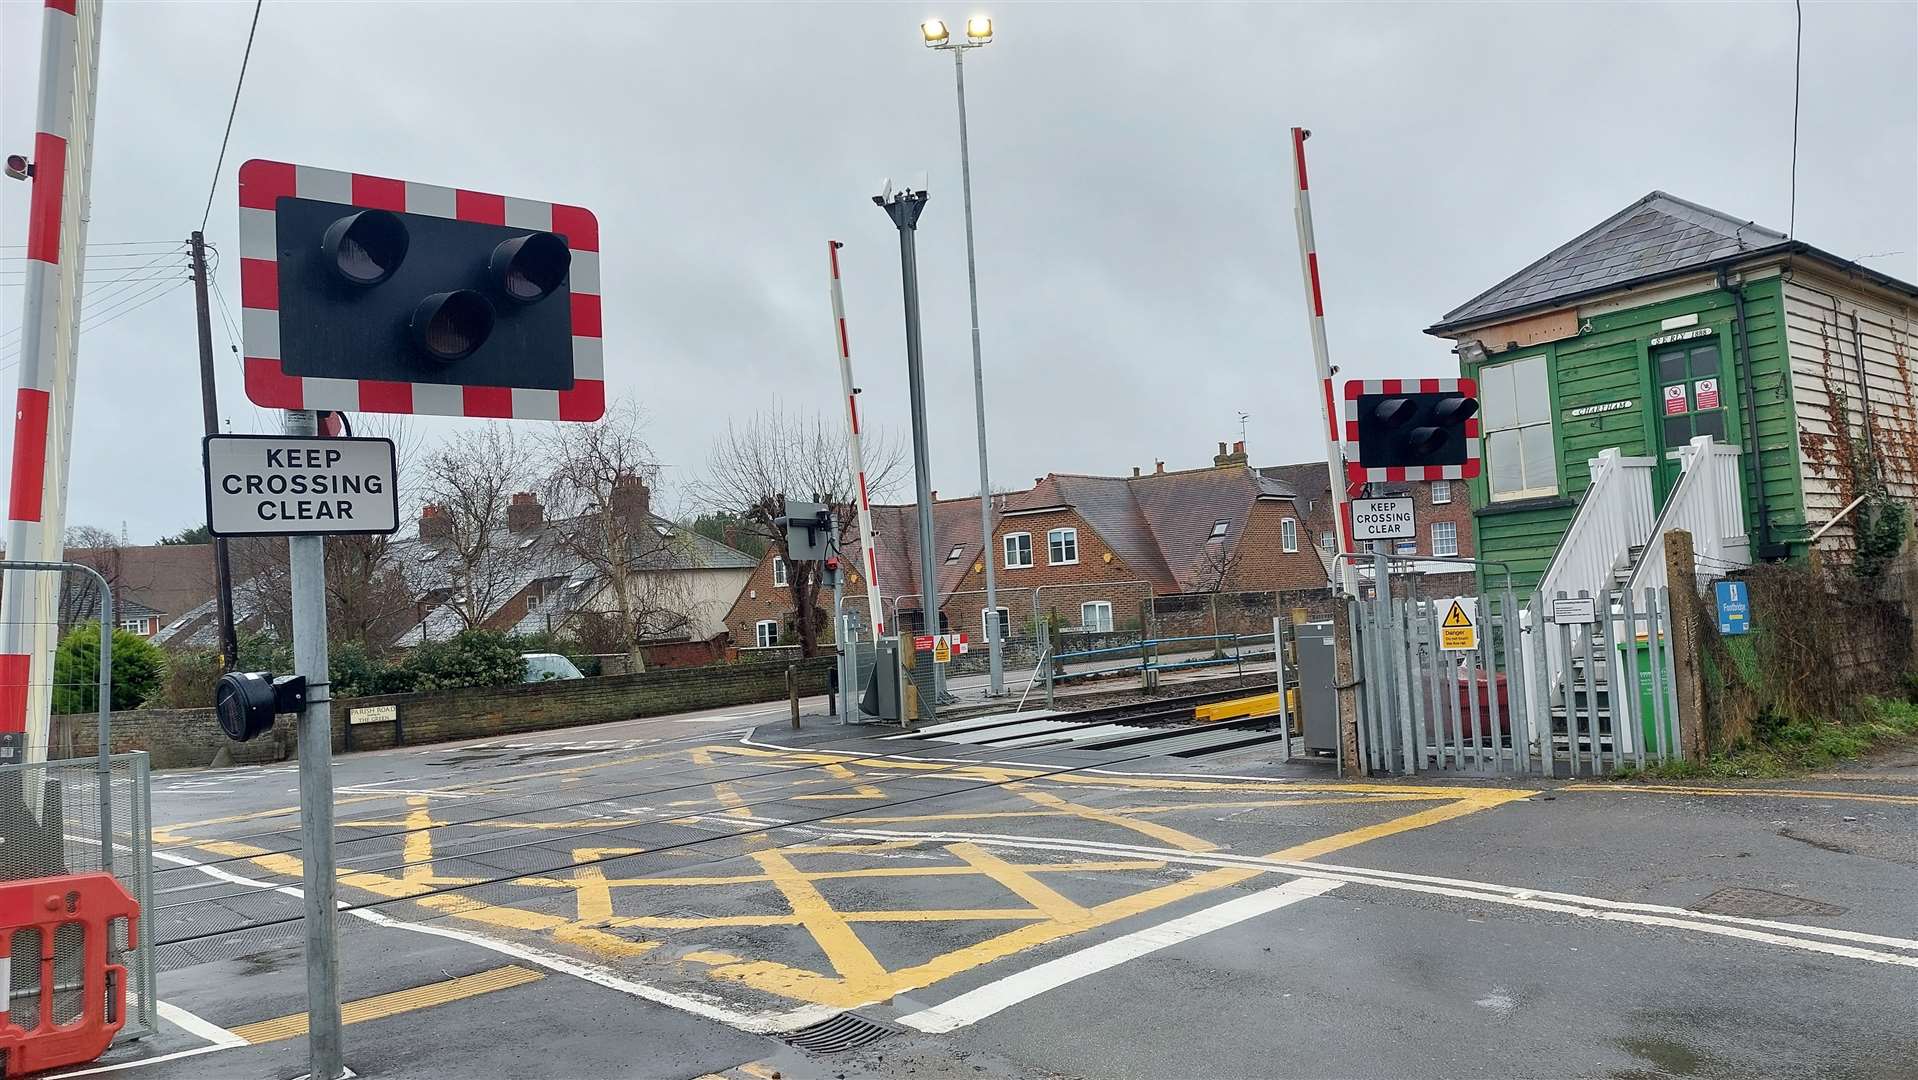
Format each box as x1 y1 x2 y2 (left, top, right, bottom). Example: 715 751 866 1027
1342 378 1481 484
237 159 604 421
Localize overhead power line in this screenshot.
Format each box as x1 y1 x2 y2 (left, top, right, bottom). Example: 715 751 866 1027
201 0 265 231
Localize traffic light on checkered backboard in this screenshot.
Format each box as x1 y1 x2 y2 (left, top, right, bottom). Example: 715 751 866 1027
1343 378 1480 484
238 160 603 421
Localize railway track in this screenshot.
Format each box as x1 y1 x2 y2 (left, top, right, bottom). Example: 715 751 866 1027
886 687 1294 758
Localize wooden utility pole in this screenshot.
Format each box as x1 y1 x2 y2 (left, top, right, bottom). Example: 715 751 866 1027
189 231 241 668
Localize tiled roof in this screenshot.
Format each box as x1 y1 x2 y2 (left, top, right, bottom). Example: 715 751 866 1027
1004 465 1302 593
1430 191 1789 332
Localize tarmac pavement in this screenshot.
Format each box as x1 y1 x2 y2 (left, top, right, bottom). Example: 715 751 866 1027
44 696 1918 1080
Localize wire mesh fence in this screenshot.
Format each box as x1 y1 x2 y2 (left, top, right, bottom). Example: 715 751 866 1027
0 561 119 769
1 753 157 1044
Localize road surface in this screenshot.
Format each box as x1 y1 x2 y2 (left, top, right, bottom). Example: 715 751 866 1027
50 693 1918 1080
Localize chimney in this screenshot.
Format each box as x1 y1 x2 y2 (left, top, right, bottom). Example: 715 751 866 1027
507 491 544 531
930 490 938 500
722 524 738 549
1154 460 1165 474
419 504 453 542
1131 466 1141 478
1213 439 1249 468
610 474 652 520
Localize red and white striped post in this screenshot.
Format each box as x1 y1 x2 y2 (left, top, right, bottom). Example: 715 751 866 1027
828 241 887 640
1 0 103 768
1288 127 1358 597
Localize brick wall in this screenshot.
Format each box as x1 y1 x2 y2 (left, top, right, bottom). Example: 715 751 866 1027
51 657 833 769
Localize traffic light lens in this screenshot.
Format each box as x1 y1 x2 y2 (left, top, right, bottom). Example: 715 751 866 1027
320 210 409 286
489 232 571 304
410 290 496 362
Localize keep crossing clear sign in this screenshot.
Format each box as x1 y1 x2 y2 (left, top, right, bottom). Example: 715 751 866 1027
204 435 399 537
1438 596 1479 651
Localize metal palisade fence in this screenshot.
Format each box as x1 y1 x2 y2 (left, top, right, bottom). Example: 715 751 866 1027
1349 583 1683 777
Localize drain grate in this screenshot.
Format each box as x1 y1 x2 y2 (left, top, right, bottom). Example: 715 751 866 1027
779 1012 899 1054
1690 887 1845 918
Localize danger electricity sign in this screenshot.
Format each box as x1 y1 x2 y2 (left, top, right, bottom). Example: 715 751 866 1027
203 434 399 537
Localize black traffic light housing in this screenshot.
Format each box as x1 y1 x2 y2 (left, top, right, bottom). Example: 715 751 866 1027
273 197 575 390
1353 391 1480 471
215 672 308 742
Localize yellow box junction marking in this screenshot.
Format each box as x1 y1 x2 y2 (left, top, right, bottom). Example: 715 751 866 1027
163 742 1531 1013
229 965 542 1044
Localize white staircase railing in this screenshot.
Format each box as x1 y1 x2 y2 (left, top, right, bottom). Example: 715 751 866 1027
1627 436 1750 598
1532 449 1660 607
1520 449 1658 755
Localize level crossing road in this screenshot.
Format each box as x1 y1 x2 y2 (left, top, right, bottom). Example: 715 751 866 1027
56 699 1918 1080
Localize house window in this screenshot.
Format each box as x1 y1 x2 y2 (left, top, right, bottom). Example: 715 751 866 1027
755 620 779 648
1432 521 1459 557
981 607 1011 642
1430 479 1452 504
1281 518 1298 553
1004 532 1033 569
946 544 964 563
1480 354 1557 501
1080 601 1113 632
1320 531 1336 553
118 618 145 635
1395 539 1418 556
772 557 787 587
1047 528 1078 565
1209 520 1229 540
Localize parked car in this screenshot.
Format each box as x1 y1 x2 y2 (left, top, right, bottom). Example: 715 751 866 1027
521 652 585 683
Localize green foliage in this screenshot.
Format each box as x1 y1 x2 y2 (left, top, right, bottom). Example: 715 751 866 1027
157 524 213 546
53 621 166 713
1851 487 1909 581
329 642 419 699
405 630 525 691
1621 696 1918 780
158 649 223 708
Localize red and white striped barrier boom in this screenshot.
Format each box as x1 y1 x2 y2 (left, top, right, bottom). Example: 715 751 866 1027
1288 127 1358 596
2 0 104 767
827 242 887 638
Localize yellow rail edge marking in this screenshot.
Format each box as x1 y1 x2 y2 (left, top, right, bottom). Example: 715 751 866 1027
229 964 543 1044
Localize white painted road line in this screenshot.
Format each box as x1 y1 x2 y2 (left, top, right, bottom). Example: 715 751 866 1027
833 827 1918 970
155 1001 247 1048
897 876 1342 1033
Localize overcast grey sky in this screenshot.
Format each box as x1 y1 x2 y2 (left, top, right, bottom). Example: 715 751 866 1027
3 1 1914 543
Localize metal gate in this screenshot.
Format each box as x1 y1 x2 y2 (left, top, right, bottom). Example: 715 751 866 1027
1351 583 1684 777
0 560 157 1044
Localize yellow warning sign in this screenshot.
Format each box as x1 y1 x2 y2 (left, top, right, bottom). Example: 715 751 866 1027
932 636 953 664
1438 597 1479 651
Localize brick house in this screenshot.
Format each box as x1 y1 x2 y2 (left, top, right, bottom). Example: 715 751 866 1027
1258 460 1476 562
723 441 1351 648
722 495 998 650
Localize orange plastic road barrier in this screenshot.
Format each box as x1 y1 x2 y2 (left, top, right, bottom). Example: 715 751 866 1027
0 872 139 1077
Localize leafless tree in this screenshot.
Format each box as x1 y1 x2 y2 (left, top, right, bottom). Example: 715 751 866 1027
1190 537 1245 594
695 405 904 656
59 524 125 630
538 403 696 672
420 425 540 631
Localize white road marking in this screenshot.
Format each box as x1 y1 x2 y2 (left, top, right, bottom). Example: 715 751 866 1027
42 1044 228 1077
897 876 1342 1033
831 827 1918 969
155 1001 247 1048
